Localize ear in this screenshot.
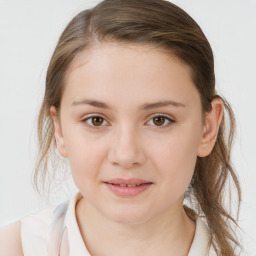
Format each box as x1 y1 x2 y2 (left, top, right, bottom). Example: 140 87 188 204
197 97 224 157
50 106 68 158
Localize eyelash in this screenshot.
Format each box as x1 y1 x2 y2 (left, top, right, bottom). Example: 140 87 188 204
81 114 175 130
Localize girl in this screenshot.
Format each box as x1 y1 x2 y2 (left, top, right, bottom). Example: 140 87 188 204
0 0 241 255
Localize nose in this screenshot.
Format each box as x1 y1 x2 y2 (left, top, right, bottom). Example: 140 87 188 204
107 126 146 169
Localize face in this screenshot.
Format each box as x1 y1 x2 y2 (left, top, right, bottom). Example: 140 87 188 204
52 43 206 224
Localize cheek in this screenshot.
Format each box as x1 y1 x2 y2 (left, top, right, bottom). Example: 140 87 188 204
152 127 201 191
64 133 108 185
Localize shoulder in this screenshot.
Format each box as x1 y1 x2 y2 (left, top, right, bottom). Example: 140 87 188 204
21 201 70 255
0 195 76 255
0 221 23 256
0 204 60 256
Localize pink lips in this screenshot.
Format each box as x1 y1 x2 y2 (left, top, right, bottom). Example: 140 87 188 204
104 178 153 197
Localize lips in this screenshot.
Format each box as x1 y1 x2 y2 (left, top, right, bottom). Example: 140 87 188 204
103 178 153 197
105 178 152 186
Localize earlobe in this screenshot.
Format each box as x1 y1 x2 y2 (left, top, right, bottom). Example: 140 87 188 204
197 98 224 157
50 106 68 158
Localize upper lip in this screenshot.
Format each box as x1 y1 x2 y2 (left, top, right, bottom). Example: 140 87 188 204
104 178 152 185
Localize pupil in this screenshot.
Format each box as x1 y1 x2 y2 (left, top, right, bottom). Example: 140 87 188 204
92 116 103 126
153 116 165 126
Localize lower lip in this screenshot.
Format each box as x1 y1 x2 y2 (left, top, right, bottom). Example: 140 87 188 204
104 183 152 197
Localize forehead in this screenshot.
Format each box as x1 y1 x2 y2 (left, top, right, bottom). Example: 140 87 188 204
62 42 199 109
67 42 191 80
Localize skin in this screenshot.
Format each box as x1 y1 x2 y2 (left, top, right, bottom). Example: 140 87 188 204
50 43 223 256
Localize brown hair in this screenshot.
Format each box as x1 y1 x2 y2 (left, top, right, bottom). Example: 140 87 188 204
34 0 241 254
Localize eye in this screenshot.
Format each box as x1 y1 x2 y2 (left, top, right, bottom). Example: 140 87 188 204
82 115 108 129
82 114 174 129
147 115 175 128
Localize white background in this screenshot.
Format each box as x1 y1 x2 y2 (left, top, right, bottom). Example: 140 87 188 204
0 0 255 254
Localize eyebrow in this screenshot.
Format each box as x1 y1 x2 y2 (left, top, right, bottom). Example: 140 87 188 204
71 98 186 110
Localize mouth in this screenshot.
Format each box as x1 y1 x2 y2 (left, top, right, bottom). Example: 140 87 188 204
103 178 153 197
104 178 153 185
105 183 150 187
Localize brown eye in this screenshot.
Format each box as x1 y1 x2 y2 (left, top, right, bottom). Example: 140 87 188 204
153 116 166 126
82 115 108 129
91 116 104 126
147 115 174 128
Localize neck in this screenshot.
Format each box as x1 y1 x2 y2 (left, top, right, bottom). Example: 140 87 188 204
76 197 195 256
